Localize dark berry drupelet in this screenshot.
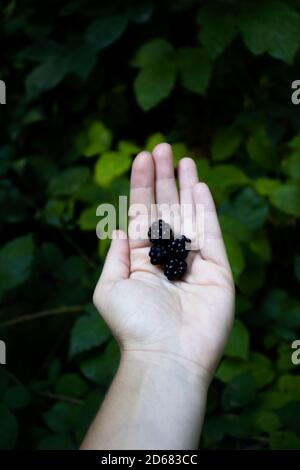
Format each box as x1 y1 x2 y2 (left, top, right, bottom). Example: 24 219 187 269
167 235 191 260
149 245 169 265
148 219 173 245
164 259 187 281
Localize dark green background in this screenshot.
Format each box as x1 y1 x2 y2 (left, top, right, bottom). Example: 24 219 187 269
0 0 300 450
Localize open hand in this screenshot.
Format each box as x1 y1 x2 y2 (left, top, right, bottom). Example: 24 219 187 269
93 143 235 383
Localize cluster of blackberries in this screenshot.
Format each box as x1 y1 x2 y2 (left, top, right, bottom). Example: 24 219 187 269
148 220 190 281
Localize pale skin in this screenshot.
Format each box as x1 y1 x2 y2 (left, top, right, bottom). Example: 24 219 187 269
81 143 235 450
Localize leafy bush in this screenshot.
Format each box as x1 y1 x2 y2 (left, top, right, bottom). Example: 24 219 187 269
0 0 300 450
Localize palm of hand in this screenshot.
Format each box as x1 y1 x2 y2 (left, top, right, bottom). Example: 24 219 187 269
94 144 235 381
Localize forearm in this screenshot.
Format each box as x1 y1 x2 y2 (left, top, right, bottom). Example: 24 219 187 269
81 350 209 450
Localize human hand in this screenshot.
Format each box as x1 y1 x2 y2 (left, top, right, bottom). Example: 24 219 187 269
93 143 235 384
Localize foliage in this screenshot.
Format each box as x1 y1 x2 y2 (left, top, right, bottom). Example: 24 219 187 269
0 0 300 450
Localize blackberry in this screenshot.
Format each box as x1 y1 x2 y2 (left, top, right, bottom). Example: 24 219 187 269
164 259 187 281
148 220 190 281
167 235 191 260
148 219 173 245
149 245 169 265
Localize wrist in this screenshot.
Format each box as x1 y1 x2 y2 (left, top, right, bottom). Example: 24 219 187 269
120 348 211 391
86 348 209 450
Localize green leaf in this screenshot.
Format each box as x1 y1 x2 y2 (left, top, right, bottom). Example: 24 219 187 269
73 390 104 444
266 293 300 333
223 234 245 281
48 359 61 383
0 405 18 449
262 289 292 320
223 414 252 439
270 184 300 216
277 343 297 372
277 374 300 401
216 358 249 384
4 384 31 410
211 127 242 161
197 5 237 58
178 47 212 95
43 403 79 434
257 389 289 411
48 246 67 277
255 178 281 196
94 151 131 186
286 152 300 181
39 200 74 227
277 401 300 437
20 39 62 62
57 256 87 284
78 206 98 231
86 15 128 50
83 122 113 158
239 1 300 64
270 430 300 450
246 128 276 170
64 43 98 81
288 134 300 148
49 167 90 196
222 372 256 410
145 133 166 152
134 60 177 111
80 339 120 386
206 165 249 190
219 215 251 243
128 2 154 24
0 234 34 291
117 141 140 156
238 264 265 296
203 416 226 445
250 233 271 263
26 56 68 98
217 352 274 389
132 39 174 67
69 306 111 357
225 319 249 360
251 410 280 434
231 187 269 230
55 374 88 398
172 142 189 166
250 352 275 388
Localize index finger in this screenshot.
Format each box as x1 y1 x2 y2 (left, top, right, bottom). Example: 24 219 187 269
129 151 156 248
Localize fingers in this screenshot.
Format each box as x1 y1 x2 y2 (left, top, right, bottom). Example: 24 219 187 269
152 143 179 206
193 182 230 270
178 158 198 239
130 150 155 208
129 151 156 248
152 143 180 233
178 157 199 204
97 230 130 286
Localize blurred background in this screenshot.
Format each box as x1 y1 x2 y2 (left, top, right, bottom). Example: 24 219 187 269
0 0 300 450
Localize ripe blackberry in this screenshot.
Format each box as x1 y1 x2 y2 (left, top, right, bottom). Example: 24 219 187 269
164 259 187 280
149 245 169 265
148 219 173 245
167 235 191 260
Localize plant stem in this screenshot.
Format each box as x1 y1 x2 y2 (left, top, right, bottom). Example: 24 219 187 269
0 305 85 328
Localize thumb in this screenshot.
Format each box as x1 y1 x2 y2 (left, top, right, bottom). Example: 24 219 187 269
99 230 130 285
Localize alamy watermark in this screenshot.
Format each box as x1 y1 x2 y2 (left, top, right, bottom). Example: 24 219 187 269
94 198 205 249
0 340 6 365
291 339 300 365
0 80 6 104
291 80 300 105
